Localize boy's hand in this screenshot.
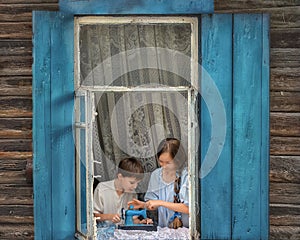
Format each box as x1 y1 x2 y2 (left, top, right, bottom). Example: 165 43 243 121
133 216 153 224
127 198 145 209
140 218 154 225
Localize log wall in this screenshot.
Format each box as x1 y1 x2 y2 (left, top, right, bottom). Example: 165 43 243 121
0 0 299 239
0 1 58 239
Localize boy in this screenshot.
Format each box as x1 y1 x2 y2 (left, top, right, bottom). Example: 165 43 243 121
93 157 145 224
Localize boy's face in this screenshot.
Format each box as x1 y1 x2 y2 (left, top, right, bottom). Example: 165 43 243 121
119 175 141 193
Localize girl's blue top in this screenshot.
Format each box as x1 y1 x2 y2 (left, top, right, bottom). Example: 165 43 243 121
144 167 189 227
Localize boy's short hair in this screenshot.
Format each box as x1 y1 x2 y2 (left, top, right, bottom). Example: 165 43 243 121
117 157 144 180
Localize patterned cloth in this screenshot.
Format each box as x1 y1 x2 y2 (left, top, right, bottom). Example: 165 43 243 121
97 225 190 240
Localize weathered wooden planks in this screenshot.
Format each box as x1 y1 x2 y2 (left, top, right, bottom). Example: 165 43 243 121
0 96 32 117
0 118 32 139
271 28 300 48
270 183 300 204
0 171 29 184
215 0 300 9
0 224 34 240
232 14 266 239
271 68 300 91
270 156 300 183
0 205 33 223
0 159 27 171
0 23 32 39
271 137 300 155
0 40 32 55
271 113 300 136
271 91 300 112
0 185 33 205
201 13 233 239
271 48 300 68
270 225 300 240
0 77 32 96
60 0 214 14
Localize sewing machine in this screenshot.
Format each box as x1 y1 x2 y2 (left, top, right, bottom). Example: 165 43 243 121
117 205 157 231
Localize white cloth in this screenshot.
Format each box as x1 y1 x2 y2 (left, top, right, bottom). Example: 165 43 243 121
144 168 189 227
93 180 137 223
111 226 190 240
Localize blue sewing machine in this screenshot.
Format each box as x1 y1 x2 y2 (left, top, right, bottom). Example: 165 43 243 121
117 205 157 231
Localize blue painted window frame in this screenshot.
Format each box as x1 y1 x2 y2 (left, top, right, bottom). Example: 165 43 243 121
33 1 270 239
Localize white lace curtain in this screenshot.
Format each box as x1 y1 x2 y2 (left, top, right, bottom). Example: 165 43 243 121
79 22 191 194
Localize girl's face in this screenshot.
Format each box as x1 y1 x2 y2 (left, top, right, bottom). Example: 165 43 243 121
118 175 141 193
158 152 177 172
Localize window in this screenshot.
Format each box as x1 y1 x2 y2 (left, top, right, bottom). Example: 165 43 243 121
74 16 200 239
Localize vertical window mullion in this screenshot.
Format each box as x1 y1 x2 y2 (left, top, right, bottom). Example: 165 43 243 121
86 90 95 238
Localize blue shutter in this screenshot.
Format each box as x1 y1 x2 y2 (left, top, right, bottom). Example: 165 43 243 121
201 14 233 239
33 11 75 240
201 14 269 239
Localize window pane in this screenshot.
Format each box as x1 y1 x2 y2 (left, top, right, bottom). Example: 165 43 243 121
75 93 88 235
93 90 188 194
79 23 192 87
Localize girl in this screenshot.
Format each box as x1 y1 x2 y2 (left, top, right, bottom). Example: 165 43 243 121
128 138 189 228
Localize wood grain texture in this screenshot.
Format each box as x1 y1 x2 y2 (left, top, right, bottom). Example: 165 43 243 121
0 159 27 171
0 224 33 240
269 7 300 29
0 13 31 22
270 225 300 240
0 185 33 205
232 14 265 239
270 91 300 112
0 205 33 222
216 6 300 30
271 48 300 68
0 76 32 96
270 137 300 155
271 28 300 48
0 40 32 55
270 113 300 136
32 11 52 239
0 139 31 152
0 171 28 184
0 0 57 3
0 152 31 160
0 4 58 15
0 96 32 117
0 23 32 39
215 0 300 9
48 12 75 238
270 182 300 204
270 156 300 183
201 14 233 239
0 118 32 139
270 204 300 216
270 215 300 226
271 68 300 91
60 0 214 14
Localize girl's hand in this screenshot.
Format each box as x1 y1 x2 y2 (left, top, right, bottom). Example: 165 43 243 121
127 198 145 209
145 200 163 210
110 214 121 223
